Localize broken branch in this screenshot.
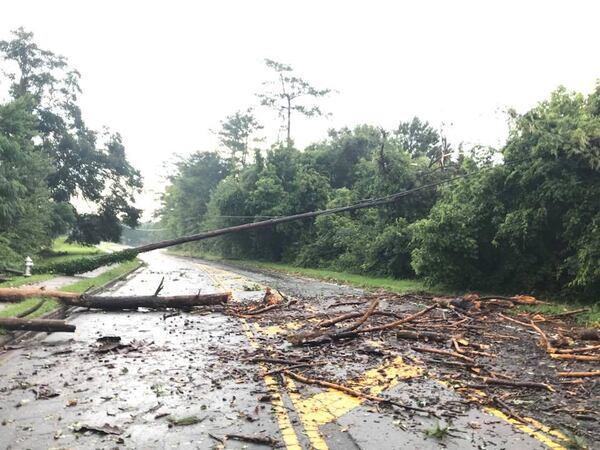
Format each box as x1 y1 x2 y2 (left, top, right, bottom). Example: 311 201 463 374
479 377 555 392
557 371 600 378
340 298 379 332
288 304 438 346
550 354 600 362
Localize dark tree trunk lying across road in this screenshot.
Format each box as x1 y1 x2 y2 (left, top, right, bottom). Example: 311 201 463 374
62 292 231 310
0 318 75 333
0 288 79 303
0 287 231 310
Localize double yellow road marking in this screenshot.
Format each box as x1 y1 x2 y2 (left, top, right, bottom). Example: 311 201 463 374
196 262 569 450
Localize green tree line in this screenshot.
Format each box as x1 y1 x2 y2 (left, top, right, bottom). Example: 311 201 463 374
160 62 600 300
0 29 141 268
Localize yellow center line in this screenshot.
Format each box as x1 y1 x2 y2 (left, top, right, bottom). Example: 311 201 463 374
194 261 569 450
240 320 303 450
195 263 303 450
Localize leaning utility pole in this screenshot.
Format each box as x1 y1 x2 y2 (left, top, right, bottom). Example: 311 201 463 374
130 175 460 254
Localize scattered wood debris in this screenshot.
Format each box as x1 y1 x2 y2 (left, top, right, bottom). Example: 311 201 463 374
234 290 599 443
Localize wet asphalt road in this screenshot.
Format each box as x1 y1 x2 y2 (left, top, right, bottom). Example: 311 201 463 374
0 251 566 449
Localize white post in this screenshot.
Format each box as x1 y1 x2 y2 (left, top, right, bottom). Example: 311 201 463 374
24 256 33 277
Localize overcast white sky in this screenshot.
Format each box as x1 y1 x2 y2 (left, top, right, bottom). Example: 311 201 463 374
1 0 599 217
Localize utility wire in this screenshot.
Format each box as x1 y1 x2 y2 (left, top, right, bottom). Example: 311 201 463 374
131 158 522 254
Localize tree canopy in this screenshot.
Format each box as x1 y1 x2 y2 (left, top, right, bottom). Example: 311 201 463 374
160 83 600 301
0 28 142 249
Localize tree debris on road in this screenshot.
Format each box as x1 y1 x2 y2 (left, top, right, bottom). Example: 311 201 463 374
235 288 600 443
0 287 231 310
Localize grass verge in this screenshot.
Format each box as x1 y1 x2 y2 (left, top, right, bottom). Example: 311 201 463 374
0 259 142 320
34 237 104 266
243 261 433 294
1 238 105 287
2 274 56 288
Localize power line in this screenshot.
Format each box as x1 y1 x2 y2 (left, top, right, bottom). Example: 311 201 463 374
131 159 518 254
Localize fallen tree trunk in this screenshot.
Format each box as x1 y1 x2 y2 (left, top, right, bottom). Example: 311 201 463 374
0 287 231 310
0 317 75 332
62 292 231 310
0 287 80 303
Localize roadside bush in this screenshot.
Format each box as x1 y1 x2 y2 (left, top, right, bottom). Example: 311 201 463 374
411 86 600 298
34 249 138 276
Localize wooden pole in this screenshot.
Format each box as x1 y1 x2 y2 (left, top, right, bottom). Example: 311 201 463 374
128 176 460 255
61 292 231 310
0 288 79 303
0 288 230 309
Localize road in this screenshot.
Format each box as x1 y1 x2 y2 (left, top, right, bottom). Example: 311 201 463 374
0 251 573 449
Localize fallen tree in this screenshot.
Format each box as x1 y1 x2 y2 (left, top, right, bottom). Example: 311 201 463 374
35 176 469 275
0 287 231 310
62 292 231 310
0 318 75 332
0 287 80 302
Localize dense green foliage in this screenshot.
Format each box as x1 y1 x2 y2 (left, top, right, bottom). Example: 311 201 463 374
411 86 600 298
160 84 600 300
162 123 451 278
0 96 53 266
0 28 141 268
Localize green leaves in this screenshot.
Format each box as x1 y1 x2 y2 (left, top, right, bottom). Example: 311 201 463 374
217 109 263 171
0 97 53 266
411 86 600 298
1 28 142 246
